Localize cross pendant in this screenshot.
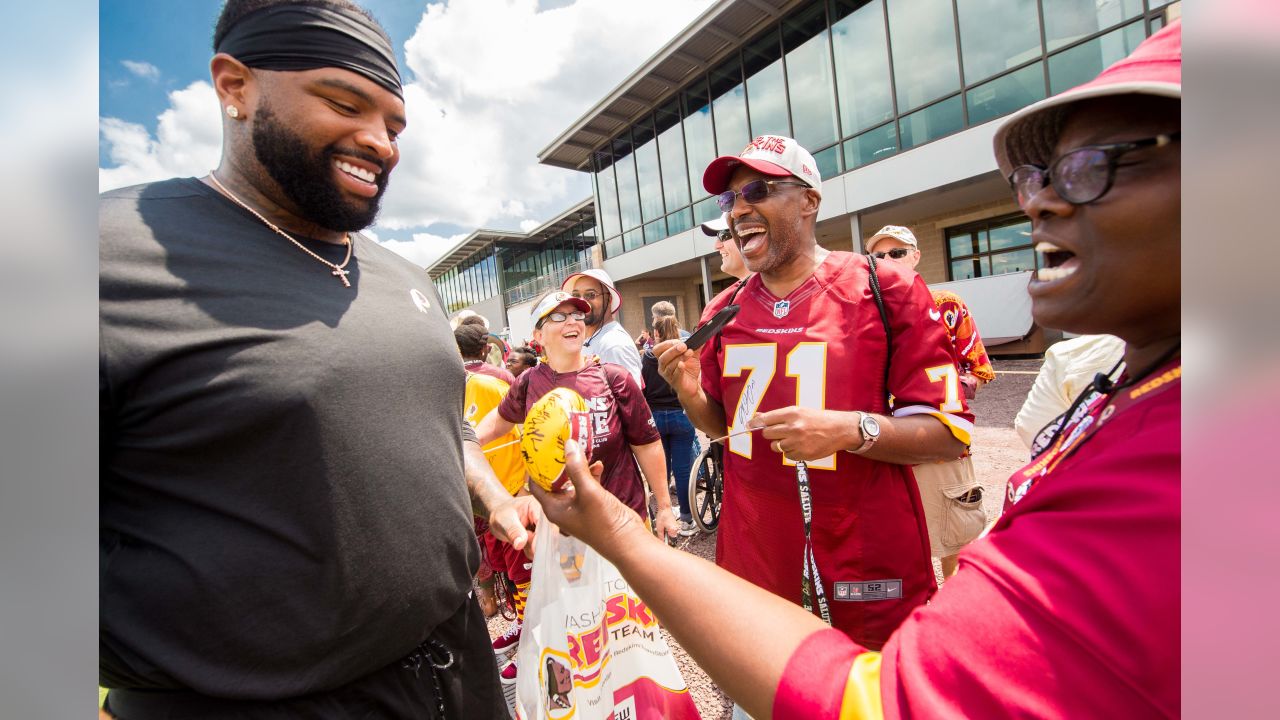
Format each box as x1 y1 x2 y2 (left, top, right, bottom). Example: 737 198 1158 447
333 267 351 287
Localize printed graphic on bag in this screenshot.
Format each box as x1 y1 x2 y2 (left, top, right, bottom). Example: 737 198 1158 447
516 523 702 719
545 656 573 710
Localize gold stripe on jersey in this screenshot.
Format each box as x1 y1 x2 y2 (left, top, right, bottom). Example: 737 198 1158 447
838 652 885 720
892 405 974 447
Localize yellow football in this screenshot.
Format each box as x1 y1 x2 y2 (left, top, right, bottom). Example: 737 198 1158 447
521 387 594 491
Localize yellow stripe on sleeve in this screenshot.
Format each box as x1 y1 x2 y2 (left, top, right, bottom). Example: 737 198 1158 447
892 405 973 447
838 652 884 720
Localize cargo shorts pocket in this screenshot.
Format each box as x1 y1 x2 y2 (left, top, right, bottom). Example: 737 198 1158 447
941 483 987 549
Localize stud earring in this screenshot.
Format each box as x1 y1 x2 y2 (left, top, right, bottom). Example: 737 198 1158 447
225 105 240 119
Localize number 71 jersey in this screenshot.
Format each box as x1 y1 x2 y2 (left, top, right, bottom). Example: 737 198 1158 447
696 251 974 647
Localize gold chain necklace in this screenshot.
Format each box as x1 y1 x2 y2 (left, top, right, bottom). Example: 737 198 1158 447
208 172 354 287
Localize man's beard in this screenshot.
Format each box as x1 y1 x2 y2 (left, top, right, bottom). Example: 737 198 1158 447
252 104 389 232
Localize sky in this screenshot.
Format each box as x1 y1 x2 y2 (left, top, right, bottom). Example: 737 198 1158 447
99 0 714 269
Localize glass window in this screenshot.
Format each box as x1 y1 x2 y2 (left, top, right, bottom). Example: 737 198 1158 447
966 62 1045 125
898 95 963 149
710 58 750 155
887 0 961 112
1048 20 1146 95
843 122 898 169
623 228 644 253
612 136 642 232
633 119 665 224
693 196 721 226
812 144 841 180
1149 15 1164 34
950 257 985 280
1043 0 1144 51
783 2 839 150
682 81 716 200
989 220 1030 251
945 214 1033 280
956 0 1042 84
667 207 694 236
643 218 667 245
743 29 789 138
605 236 623 259
593 152 620 241
656 100 691 214
830 0 894 136
990 247 1036 275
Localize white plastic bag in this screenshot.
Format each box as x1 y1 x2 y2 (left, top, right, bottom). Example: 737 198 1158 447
514 520 701 720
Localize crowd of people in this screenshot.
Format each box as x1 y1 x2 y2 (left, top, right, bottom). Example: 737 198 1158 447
99 1 1180 717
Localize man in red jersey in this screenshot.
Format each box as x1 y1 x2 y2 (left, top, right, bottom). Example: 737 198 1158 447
532 20 1182 720
656 134 973 652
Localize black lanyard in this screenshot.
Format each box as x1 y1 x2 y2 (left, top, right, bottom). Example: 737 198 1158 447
795 461 831 625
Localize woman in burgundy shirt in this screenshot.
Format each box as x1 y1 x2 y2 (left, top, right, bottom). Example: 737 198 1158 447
477 291 678 542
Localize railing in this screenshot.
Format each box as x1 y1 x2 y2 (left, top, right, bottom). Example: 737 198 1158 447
504 260 586 306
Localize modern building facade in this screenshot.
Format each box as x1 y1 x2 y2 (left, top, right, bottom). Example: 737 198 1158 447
431 0 1181 352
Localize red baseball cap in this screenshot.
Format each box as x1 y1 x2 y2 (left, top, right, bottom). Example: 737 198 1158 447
993 19 1181 176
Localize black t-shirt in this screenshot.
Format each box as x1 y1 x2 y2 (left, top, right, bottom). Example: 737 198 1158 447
99 178 478 698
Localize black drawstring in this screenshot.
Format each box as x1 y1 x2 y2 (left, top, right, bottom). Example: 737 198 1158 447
401 637 455 718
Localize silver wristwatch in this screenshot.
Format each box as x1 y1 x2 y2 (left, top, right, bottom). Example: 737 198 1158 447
848 412 881 455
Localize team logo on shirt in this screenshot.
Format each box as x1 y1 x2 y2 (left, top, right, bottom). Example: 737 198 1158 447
773 300 791 318
409 288 432 314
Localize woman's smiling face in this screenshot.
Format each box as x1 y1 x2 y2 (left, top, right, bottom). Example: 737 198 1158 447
1021 96 1180 345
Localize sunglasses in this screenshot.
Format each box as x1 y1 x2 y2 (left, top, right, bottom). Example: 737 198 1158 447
871 248 912 260
535 310 586 330
716 179 809 214
1009 132 1180 208
715 229 733 243
571 290 605 302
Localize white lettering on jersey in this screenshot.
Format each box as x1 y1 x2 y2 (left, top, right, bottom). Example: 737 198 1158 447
586 395 611 445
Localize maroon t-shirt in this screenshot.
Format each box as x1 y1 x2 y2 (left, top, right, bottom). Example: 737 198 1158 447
498 358 659 516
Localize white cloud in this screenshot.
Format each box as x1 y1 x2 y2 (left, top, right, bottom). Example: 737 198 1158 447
121 60 160 80
519 219 540 233
99 81 222 191
381 0 713 233
377 230 469 269
97 0 715 252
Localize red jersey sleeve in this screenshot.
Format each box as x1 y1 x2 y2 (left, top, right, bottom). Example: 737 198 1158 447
605 364 661 446
877 263 975 446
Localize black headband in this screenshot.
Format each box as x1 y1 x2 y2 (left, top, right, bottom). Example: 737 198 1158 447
216 4 403 100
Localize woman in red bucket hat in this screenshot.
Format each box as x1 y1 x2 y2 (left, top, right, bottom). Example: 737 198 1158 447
528 20 1183 720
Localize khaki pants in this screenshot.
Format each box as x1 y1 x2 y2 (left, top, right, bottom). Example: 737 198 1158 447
913 456 988 558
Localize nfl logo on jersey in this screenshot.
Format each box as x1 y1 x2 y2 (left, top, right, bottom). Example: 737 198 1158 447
773 300 790 318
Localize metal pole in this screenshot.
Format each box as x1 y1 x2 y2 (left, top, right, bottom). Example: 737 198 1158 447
851 212 864 253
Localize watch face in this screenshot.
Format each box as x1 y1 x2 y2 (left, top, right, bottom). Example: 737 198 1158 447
862 415 880 436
